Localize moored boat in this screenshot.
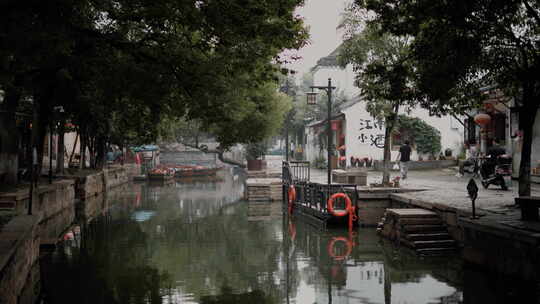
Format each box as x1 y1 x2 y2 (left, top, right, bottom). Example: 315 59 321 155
174 166 221 178
147 168 175 181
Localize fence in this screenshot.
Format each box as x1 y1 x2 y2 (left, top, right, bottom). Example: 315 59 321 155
283 161 358 224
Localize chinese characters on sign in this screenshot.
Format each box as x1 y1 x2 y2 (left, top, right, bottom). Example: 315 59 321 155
358 119 385 148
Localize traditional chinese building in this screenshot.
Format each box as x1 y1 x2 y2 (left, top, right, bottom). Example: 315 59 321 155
464 86 540 181
303 48 464 167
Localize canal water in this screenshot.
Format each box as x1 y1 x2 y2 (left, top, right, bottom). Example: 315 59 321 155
39 168 537 304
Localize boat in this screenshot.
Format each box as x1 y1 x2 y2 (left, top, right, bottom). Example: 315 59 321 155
174 166 221 178
147 168 175 181
132 175 147 182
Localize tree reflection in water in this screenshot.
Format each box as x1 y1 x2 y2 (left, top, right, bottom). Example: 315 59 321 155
40 214 173 304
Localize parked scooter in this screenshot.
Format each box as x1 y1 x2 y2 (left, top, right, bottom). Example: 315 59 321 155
462 157 479 176
480 154 512 190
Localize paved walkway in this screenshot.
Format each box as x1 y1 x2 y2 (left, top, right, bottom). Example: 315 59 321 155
311 167 540 215
267 156 540 231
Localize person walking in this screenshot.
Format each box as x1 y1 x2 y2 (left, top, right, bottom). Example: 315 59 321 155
396 140 412 179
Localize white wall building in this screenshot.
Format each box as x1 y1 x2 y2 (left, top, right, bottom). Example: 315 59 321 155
304 47 464 167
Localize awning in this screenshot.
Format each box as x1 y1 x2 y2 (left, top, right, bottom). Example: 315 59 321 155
131 145 159 152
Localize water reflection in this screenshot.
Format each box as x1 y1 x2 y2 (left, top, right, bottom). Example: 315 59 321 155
40 167 539 304
40 215 173 304
284 218 463 304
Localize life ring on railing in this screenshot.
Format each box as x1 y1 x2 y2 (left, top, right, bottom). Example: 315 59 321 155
327 192 352 217
288 185 296 214
327 236 353 261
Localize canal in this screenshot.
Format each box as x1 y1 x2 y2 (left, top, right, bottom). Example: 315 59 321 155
39 168 536 303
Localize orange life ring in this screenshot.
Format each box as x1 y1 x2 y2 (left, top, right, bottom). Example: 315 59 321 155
327 192 352 217
288 185 296 214
288 185 296 203
327 236 353 261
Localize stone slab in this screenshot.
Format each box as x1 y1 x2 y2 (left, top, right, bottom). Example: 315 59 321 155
386 208 437 217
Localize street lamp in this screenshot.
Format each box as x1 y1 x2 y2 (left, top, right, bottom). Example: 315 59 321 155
307 78 336 185
306 91 318 105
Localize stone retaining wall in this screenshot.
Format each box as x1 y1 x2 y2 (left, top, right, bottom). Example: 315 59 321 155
61 166 130 200
460 217 540 281
356 190 412 227
0 167 132 303
0 215 40 304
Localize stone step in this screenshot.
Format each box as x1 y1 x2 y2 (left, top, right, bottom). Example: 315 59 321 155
399 217 442 225
409 239 455 249
406 233 452 241
402 224 447 233
386 208 438 218
416 247 457 256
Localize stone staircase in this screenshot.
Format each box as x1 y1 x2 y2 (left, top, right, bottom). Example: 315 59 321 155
377 208 456 256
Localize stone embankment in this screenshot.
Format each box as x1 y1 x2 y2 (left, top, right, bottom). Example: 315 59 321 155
0 164 136 304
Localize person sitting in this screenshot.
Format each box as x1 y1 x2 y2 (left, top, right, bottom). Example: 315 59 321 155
481 140 506 179
459 142 479 175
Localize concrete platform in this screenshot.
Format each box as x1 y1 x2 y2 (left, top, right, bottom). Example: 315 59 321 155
386 208 437 218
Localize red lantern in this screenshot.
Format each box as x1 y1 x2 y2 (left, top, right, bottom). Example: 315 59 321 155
474 113 491 126
331 120 340 130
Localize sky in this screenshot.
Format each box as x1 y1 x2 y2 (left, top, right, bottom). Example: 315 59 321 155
283 0 351 76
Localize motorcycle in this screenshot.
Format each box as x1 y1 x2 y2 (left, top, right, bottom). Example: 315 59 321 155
462 157 479 176
480 154 512 190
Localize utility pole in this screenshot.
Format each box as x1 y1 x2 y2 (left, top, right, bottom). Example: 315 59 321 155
310 78 336 185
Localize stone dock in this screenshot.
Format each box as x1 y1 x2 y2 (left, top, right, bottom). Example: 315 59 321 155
307 167 540 282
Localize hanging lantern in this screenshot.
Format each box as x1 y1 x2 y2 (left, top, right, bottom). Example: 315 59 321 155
306 91 318 105
474 113 491 126
331 120 340 130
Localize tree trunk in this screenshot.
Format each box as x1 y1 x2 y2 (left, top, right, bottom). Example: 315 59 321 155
68 132 78 167
382 124 392 185
0 88 21 184
382 105 399 185
79 130 85 169
88 135 96 169
95 135 106 169
30 96 48 180
518 96 538 197
56 119 65 174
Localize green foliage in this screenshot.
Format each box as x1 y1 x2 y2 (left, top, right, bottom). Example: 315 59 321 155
245 142 268 160
355 0 538 115
396 115 441 156
0 0 308 154
338 6 419 120
354 0 540 195
338 5 420 183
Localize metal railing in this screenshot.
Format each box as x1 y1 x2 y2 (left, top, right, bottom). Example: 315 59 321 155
291 182 358 216
282 161 310 184
283 161 358 221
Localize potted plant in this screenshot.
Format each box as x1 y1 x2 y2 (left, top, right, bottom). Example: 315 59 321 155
246 142 267 171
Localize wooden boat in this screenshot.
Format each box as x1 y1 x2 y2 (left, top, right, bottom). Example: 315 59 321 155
132 175 147 182
174 166 221 178
147 168 174 181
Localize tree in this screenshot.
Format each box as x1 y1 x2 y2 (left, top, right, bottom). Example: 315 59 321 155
0 0 308 179
338 5 418 184
356 0 540 196
396 115 441 157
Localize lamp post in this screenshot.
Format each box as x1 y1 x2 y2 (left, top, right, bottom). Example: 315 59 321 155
307 78 336 185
